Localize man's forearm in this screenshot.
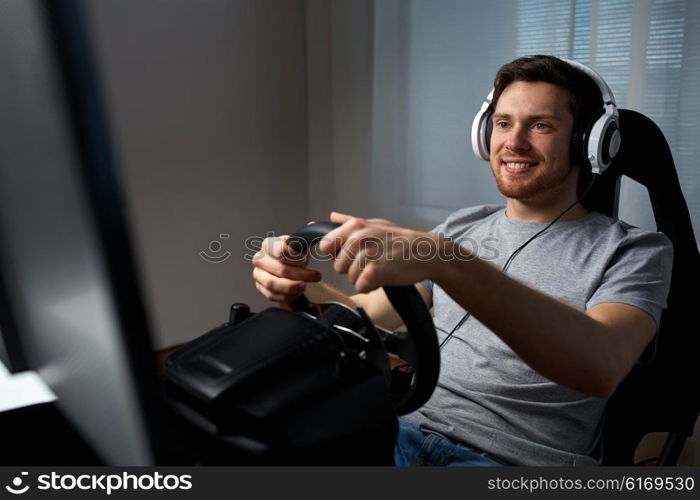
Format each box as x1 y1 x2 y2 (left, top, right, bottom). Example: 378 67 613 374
303 281 358 308
304 282 405 330
429 245 638 398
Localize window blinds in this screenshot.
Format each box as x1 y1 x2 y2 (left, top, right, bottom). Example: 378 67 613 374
515 0 699 239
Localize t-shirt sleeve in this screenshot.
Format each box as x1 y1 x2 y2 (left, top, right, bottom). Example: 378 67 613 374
586 230 673 328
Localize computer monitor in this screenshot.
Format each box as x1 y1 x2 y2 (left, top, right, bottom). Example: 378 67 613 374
0 332 10 372
0 0 167 465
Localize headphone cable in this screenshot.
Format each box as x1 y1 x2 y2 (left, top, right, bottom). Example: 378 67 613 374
438 175 598 350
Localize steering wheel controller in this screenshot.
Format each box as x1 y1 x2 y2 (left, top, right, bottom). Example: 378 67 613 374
164 222 440 462
288 222 440 415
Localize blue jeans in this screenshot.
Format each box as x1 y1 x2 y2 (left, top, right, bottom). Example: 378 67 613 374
393 420 505 466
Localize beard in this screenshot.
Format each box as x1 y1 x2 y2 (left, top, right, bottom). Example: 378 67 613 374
490 159 576 201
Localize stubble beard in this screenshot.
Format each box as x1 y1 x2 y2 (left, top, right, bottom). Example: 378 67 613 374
491 159 576 202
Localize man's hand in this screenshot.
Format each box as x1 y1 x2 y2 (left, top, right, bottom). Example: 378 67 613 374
252 234 322 302
251 214 435 330
317 211 453 293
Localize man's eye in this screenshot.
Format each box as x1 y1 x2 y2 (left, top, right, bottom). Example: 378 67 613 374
496 121 509 129
533 123 549 130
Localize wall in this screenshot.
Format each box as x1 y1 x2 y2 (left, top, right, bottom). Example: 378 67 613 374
85 0 308 348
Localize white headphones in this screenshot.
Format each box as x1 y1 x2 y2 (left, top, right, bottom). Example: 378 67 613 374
470 58 621 175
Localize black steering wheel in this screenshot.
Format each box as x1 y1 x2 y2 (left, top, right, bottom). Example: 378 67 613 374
287 222 440 415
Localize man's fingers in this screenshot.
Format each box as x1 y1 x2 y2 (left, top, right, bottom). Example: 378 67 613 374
367 217 394 226
253 267 307 296
258 235 290 260
348 254 381 294
255 256 320 282
255 282 299 303
331 211 393 227
253 265 317 289
330 211 353 224
256 235 311 267
321 214 367 256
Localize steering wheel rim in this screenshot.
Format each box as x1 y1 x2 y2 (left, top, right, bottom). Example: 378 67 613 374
287 222 440 415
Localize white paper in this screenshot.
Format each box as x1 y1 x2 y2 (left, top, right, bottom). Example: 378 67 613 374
0 360 57 412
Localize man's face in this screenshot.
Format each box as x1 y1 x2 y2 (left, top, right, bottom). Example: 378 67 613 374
489 80 577 202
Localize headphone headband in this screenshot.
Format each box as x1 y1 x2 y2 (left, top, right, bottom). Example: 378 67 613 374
559 58 617 109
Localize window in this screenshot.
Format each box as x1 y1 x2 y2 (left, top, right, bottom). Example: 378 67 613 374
515 0 698 235
370 0 699 240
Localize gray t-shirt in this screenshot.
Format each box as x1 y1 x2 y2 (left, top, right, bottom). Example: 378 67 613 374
405 205 673 466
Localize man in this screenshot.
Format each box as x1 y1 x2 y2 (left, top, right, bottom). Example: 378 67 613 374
252 55 672 465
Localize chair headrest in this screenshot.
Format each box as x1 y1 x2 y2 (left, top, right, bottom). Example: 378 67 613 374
581 109 698 252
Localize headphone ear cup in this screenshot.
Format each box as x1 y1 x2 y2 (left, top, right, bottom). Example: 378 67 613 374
484 112 493 158
594 115 621 168
471 91 494 161
570 117 594 171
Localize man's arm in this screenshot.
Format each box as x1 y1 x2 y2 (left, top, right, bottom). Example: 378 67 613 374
322 212 658 399
251 233 432 330
433 254 656 398
304 282 432 331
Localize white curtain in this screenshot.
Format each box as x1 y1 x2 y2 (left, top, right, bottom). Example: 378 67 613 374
371 0 516 228
307 0 700 241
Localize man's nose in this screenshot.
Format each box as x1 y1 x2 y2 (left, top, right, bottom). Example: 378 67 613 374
505 126 531 152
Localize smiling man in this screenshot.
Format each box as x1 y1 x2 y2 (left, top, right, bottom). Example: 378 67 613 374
491 81 581 213
252 55 673 466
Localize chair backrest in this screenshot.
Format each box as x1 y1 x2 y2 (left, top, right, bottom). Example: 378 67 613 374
580 109 700 465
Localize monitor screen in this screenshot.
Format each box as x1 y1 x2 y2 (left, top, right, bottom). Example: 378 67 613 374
0 335 9 374
0 0 166 465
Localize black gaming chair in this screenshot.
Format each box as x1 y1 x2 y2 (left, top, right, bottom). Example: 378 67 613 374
579 109 700 465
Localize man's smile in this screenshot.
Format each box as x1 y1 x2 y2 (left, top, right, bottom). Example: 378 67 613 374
501 158 539 174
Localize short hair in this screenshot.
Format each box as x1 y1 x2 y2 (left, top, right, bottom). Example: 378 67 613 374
492 55 603 126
